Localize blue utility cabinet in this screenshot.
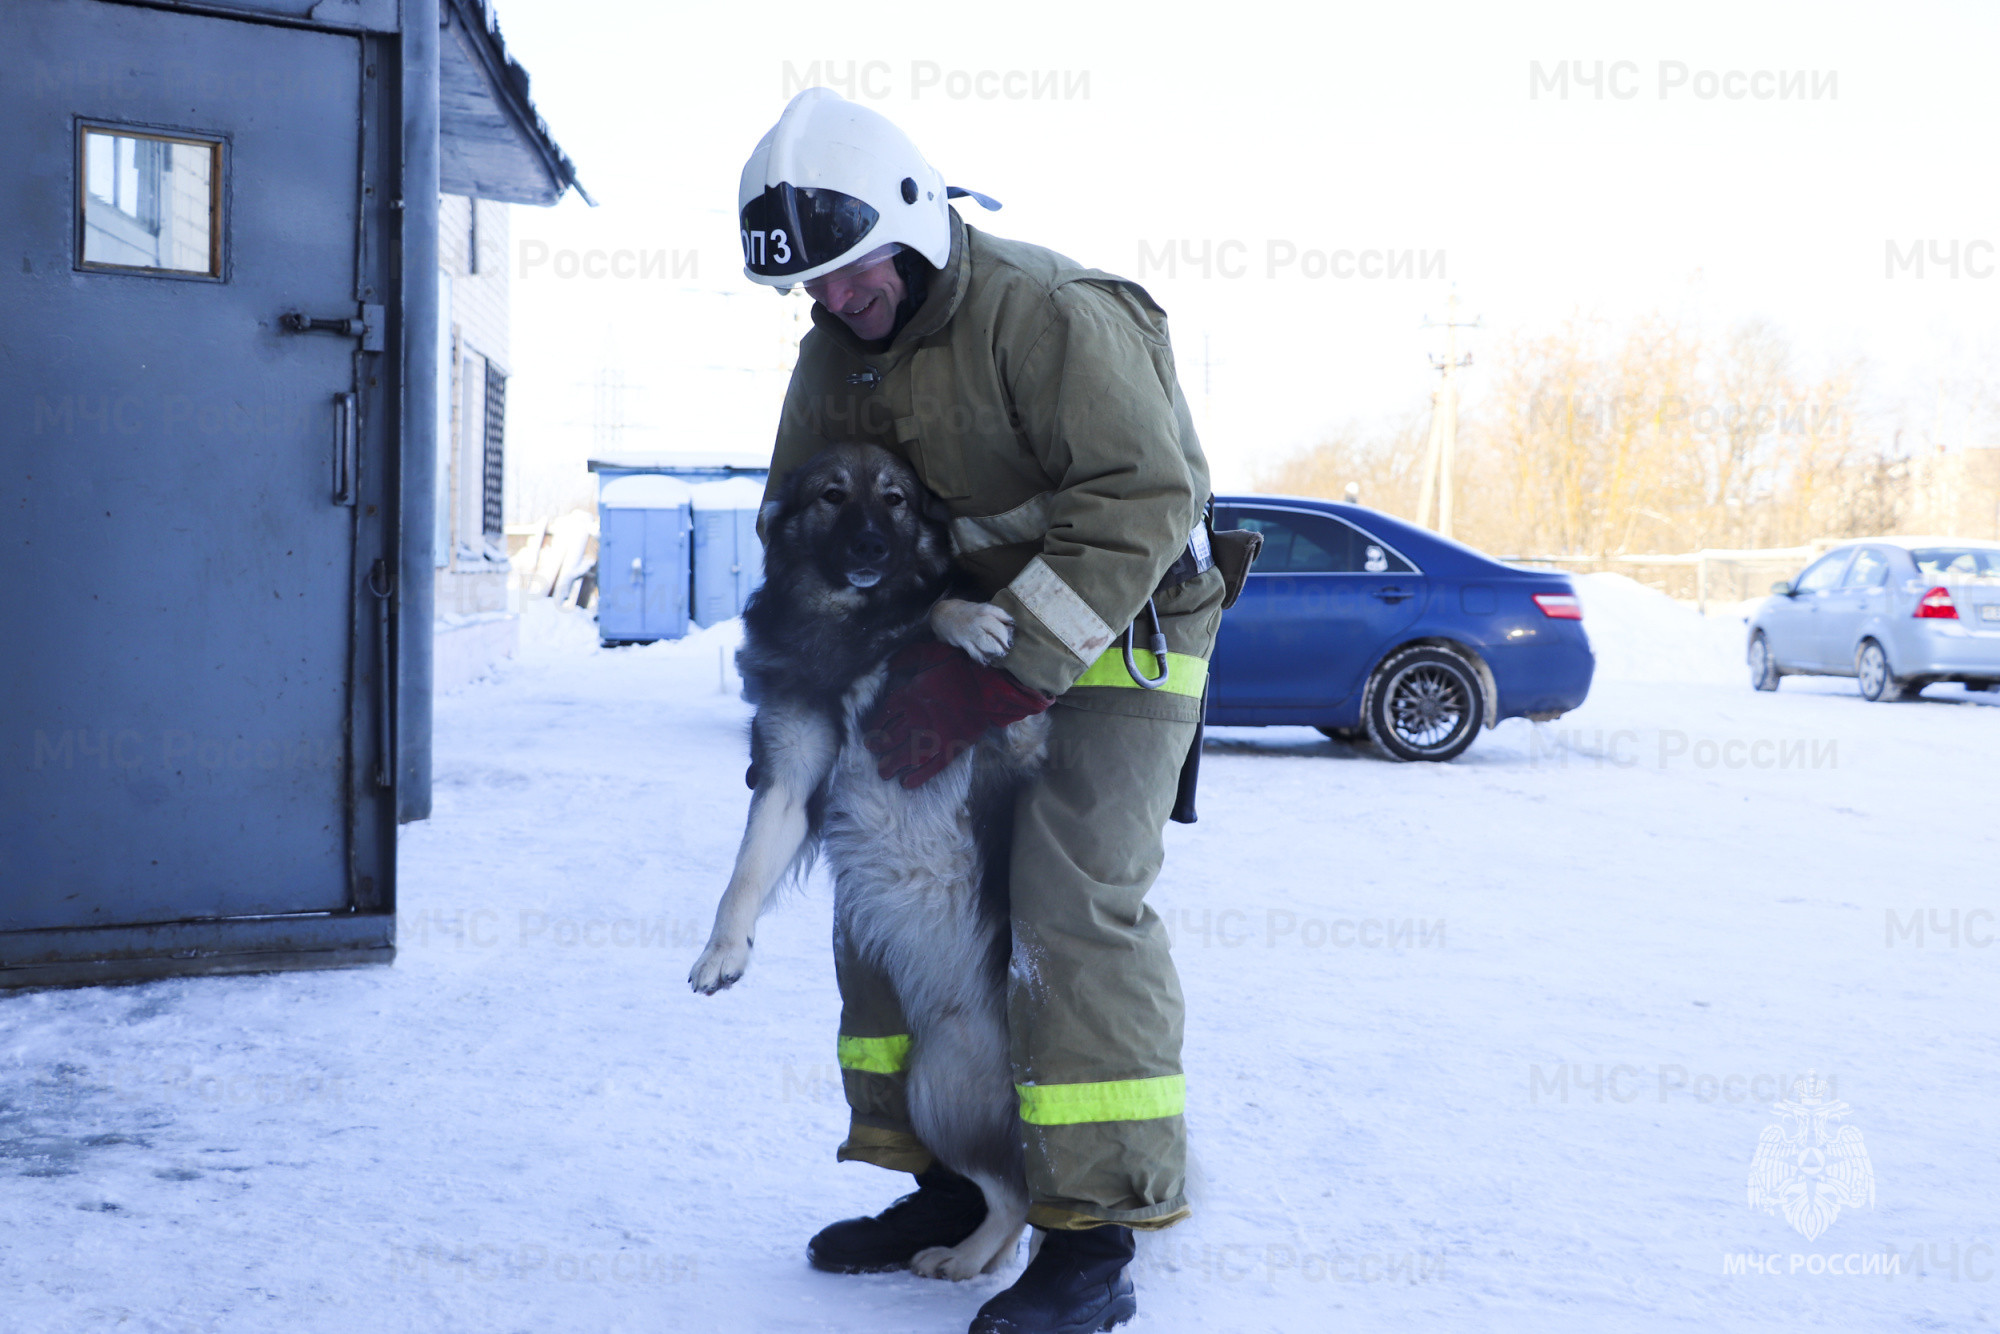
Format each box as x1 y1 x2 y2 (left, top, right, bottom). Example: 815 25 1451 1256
597 475 693 643
690 478 766 627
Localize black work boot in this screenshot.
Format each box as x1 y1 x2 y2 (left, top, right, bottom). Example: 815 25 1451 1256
807 1165 988 1274
969 1225 1137 1333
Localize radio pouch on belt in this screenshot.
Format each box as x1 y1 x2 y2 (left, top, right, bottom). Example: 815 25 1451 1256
1210 527 1263 610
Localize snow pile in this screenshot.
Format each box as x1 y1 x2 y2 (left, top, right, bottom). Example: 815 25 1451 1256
636 616 749 696
635 615 744 663
514 602 745 672
1573 572 1747 685
513 596 603 661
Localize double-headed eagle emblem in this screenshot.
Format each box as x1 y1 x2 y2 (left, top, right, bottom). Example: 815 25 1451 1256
1746 1072 1875 1241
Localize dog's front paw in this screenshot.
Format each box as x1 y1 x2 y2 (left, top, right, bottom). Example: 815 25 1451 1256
932 599 1014 666
911 1244 986 1281
689 936 751 994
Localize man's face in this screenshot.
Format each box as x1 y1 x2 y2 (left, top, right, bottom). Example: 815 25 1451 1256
803 247 906 341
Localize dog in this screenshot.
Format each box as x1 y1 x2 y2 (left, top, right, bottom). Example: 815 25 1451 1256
689 442 1047 1281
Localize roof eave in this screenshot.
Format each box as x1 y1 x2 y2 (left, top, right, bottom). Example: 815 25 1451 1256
439 0 592 207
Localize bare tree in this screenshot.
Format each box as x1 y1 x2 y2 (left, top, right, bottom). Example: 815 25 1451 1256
1259 309 1922 558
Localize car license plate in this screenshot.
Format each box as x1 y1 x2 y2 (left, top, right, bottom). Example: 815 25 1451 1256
1982 604 2000 623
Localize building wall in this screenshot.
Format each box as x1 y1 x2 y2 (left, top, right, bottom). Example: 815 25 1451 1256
435 194 515 678
439 193 510 373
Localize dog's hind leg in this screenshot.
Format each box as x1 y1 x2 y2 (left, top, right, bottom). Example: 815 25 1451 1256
902 1007 1030 1280
910 1173 1029 1280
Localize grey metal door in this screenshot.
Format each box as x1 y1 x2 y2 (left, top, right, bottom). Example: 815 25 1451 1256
2 1 395 954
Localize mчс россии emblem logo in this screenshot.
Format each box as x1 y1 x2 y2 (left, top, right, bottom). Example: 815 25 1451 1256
1746 1072 1875 1242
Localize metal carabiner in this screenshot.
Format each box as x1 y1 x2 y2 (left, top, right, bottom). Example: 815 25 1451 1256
1123 597 1171 690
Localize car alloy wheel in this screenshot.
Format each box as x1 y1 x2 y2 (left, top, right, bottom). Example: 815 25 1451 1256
1749 634 1780 692
1856 639 1909 702
1363 646 1485 762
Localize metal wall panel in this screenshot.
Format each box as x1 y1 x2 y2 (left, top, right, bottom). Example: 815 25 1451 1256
690 480 766 628
643 507 692 641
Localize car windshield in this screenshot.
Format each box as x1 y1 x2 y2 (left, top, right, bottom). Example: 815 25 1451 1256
1910 548 2000 582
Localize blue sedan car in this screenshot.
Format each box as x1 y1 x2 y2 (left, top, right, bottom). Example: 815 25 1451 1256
1207 496 1595 760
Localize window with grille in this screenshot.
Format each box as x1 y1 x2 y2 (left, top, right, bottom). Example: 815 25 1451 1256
482 368 506 541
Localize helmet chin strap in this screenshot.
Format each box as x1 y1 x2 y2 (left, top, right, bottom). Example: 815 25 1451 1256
855 192 981 342
870 248 933 348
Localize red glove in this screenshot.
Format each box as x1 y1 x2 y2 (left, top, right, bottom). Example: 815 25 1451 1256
863 642 1052 788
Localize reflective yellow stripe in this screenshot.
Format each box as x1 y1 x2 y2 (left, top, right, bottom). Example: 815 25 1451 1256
837 1034 912 1075
1017 1074 1186 1126
1071 648 1209 698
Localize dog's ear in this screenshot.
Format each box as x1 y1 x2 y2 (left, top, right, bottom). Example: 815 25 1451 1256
919 489 950 527
771 439 845 515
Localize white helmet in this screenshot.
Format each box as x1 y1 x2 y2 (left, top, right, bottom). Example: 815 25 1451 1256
738 89 987 288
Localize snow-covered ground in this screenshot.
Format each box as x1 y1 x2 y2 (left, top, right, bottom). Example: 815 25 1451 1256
4 577 1995 1333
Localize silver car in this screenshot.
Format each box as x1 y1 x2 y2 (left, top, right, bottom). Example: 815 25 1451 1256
1747 538 2000 700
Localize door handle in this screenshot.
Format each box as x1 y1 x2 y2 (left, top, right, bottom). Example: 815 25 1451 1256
332 392 357 506
281 303 385 353
1371 586 1413 603
630 556 644 584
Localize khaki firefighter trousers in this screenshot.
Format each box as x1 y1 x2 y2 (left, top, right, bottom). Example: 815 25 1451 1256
831 569 1223 1232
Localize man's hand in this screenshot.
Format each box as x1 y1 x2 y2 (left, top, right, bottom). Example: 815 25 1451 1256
864 642 1051 788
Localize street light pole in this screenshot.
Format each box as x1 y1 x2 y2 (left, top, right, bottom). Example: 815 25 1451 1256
1420 291 1481 539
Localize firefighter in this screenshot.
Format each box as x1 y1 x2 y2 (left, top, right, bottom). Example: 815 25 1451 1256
741 88 1226 1333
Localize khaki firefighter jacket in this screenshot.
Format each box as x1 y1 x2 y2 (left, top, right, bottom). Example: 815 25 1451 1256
762 211 1216 703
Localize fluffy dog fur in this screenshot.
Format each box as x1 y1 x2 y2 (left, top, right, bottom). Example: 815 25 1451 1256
689 443 1046 1280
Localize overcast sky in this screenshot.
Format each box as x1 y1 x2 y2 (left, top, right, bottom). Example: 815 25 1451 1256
491 0 2000 510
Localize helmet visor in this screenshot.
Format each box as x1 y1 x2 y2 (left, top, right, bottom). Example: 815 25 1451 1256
740 182 880 279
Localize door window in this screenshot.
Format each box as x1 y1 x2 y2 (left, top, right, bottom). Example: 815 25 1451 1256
78 125 222 276
1217 507 1414 574
1842 548 1890 588
1793 550 1853 593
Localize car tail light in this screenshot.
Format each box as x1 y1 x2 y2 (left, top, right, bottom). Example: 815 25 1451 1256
1915 586 1959 619
1533 593 1583 620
